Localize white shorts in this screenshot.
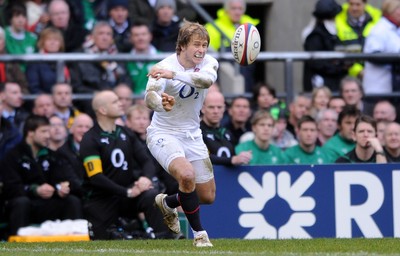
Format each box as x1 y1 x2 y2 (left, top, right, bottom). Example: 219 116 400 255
146 129 214 183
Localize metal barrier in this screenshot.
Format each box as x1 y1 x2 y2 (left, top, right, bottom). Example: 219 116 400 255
1 52 400 103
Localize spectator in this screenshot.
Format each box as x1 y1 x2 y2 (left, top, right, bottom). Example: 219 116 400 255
236 110 284 165
125 104 178 195
26 27 71 94
287 94 311 137
315 108 338 146
107 0 131 53
0 26 29 93
323 104 361 160
71 21 129 93
222 96 252 147
152 0 180 52
335 0 381 78
271 111 298 151
57 113 93 197
363 0 400 95
113 83 133 121
47 0 88 52
310 86 332 118
302 0 347 92
5 3 37 72
251 82 286 114
376 120 388 146
383 121 400 162
201 91 251 166
0 97 22 161
373 99 397 122
52 83 80 129
336 115 386 163
48 114 67 150
283 115 332 164
126 19 158 95
32 93 55 118
0 82 29 133
339 76 370 113
1 114 82 236
204 0 260 92
128 0 196 25
25 0 50 35
80 90 172 240
328 96 346 114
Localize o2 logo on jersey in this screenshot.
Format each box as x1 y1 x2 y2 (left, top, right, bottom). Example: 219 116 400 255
179 85 199 99
111 149 128 170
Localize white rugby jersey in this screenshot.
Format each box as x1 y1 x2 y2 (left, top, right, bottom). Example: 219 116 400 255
146 53 219 136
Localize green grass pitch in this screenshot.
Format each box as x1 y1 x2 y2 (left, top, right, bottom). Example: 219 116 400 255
1 238 400 255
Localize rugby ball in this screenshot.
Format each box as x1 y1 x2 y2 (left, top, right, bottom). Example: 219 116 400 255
231 23 261 66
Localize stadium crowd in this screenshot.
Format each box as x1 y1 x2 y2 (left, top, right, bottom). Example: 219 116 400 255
0 0 400 241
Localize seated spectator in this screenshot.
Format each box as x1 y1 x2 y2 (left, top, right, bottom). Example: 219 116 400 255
128 0 197 25
287 94 311 137
373 100 397 122
0 82 29 133
126 19 158 95
32 93 55 118
235 110 284 165
26 27 71 94
46 0 88 52
48 114 67 150
1 114 83 236
204 0 259 92
339 76 372 113
4 3 37 73
80 90 172 240
302 0 347 92
336 115 386 163
377 120 388 146
323 104 361 160
71 21 129 93
107 0 132 53
315 108 338 146
52 83 80 129
310 86 332 118
152 0 180 52
222 96 252 147
328 96 346 114
283 115 332 164
251 82 285 113
0 97 22 161
125 104 178 195
57 113 94 197
0 26 29 93
271 111 298 151
383 121 400 162
201 91 251 166
113 83 134 121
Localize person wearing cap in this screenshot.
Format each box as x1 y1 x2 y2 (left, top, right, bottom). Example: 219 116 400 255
302 0 350 92
107 0 132 53
152 0 181 52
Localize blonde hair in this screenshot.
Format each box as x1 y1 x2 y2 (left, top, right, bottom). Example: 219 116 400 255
126 104 150 119
176 20 209 55
37 27 65 52
311 86 332 107
250 109 274 126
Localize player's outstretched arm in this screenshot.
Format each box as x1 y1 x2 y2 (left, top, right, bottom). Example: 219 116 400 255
145 76 175 112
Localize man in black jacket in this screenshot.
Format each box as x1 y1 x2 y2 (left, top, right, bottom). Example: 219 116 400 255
1 115 82 236
80 90 170 240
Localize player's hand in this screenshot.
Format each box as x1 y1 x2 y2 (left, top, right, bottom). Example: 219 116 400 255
136 176 154 192
161 93 175 112
36 183 55 199
231 151 252 165
148 68 174 80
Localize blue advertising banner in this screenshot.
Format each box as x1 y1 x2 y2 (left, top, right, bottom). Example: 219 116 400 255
200 163 400 239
